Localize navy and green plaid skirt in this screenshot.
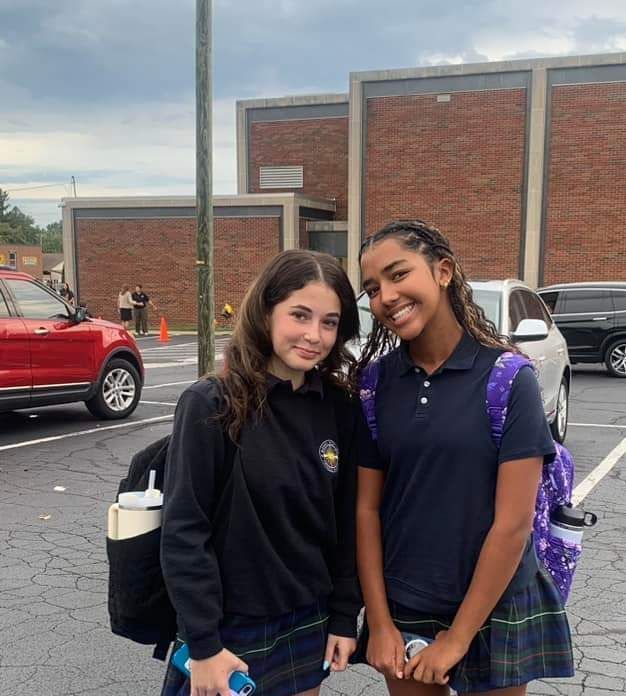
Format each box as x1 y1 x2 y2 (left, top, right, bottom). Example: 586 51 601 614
355 569 574 694
161 600 329 696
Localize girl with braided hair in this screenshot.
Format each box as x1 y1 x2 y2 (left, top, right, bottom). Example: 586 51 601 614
354 221 574 696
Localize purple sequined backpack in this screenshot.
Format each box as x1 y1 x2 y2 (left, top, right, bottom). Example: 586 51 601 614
359 351 579 603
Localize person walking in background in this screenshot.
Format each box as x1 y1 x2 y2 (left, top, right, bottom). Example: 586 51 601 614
117 285 135 331
59 282 75 306
131 284 157 336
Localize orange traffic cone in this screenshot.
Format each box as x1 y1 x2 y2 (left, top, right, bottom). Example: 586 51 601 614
158 316 170 342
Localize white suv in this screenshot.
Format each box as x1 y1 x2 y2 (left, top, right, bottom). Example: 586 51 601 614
355 279 571 443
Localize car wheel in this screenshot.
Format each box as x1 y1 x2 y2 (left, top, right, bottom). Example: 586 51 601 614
550 377 569 444
605 339 626 378
86 359 141 419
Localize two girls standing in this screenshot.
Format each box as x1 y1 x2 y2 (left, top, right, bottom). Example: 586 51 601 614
160 223 574 696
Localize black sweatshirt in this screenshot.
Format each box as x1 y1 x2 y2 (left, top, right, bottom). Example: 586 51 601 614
160 373 362 660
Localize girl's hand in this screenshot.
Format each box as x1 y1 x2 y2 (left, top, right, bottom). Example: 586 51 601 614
324 634 356 672
367 622 405 680
403 629 468 685
189 648 248 696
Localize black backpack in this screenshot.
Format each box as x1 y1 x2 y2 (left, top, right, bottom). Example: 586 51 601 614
106 435 176 660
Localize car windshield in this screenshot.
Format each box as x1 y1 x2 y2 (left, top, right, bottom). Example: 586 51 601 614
471 289 501 331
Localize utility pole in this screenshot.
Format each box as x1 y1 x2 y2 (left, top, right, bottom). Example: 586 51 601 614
196 0 214 375
71 176 77 197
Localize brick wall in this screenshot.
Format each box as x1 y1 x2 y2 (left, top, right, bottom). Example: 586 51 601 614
364 90 528 280
75 215 281 329
543 83 626 285
298 217 309 250
249 117 349 219
0 245 43 278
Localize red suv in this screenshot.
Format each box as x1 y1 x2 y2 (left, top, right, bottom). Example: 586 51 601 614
0 268 144 419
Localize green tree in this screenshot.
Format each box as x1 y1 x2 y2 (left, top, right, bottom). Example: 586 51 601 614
0 188 62 252
4 207 40 244
41 221 63 253
0 188 9 220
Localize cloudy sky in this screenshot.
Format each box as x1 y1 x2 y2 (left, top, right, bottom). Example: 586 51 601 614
2 0 626 226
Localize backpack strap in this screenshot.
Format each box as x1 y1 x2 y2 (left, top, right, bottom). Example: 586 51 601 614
359 360 381 441
153 637 173 661
486 351 533 447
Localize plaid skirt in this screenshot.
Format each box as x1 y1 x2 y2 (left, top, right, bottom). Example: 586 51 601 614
355 569 574 694
161 600 329 696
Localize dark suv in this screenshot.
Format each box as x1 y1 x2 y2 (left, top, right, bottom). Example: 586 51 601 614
537 282 626 378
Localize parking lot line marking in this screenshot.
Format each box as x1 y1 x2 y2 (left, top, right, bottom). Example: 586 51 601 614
144 360 198 369
143 380 196 390
140 342 198 351
143 353 223 369
0 415 174 452
572 436 626 506
570 422 626 430
140 400 178 406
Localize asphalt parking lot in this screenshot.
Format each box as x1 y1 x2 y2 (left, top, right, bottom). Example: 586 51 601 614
1 335 625 696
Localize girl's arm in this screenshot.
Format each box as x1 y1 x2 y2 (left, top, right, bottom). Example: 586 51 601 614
448 453 543 647
404 455 542 686
161 383 227 660
406 366 554 685
357 465 405 680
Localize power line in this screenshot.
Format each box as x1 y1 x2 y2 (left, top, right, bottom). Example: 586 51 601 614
4 182 69 193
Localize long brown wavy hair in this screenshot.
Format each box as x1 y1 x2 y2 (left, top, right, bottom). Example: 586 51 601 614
352 219 518 377
216 249 359 443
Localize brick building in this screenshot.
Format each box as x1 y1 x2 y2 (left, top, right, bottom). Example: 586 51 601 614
64 52 626 327
62 194 334 328
0 245 43 277
237 52 626 289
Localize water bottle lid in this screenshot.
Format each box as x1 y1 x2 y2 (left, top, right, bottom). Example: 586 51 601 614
552 504 597 528
118 491 163 510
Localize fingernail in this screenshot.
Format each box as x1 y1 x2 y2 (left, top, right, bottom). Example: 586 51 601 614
322 660 330 671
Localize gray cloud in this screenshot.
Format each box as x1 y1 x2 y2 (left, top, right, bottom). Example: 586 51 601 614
2 0 626 225
2 0 626 106
572 14 626 52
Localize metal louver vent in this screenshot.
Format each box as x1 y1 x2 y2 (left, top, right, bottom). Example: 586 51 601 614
259 166 303 189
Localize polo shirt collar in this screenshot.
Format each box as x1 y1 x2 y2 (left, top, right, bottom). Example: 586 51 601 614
266 368 324 397
395 331 480 375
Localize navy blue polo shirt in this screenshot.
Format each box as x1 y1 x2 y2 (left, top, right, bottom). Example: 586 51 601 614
359 332 555 615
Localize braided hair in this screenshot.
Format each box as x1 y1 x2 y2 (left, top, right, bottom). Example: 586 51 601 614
353 219 518 376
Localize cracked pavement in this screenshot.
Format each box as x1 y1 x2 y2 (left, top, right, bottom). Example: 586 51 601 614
1 342 624 696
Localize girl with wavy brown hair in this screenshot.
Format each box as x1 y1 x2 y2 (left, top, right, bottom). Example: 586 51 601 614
160 249 363 696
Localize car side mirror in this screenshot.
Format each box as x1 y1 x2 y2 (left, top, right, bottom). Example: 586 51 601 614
73 306 87 323
511 318 549 343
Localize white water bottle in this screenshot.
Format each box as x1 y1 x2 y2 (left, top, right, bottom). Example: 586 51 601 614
549 504 597 545
107 470 163 541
